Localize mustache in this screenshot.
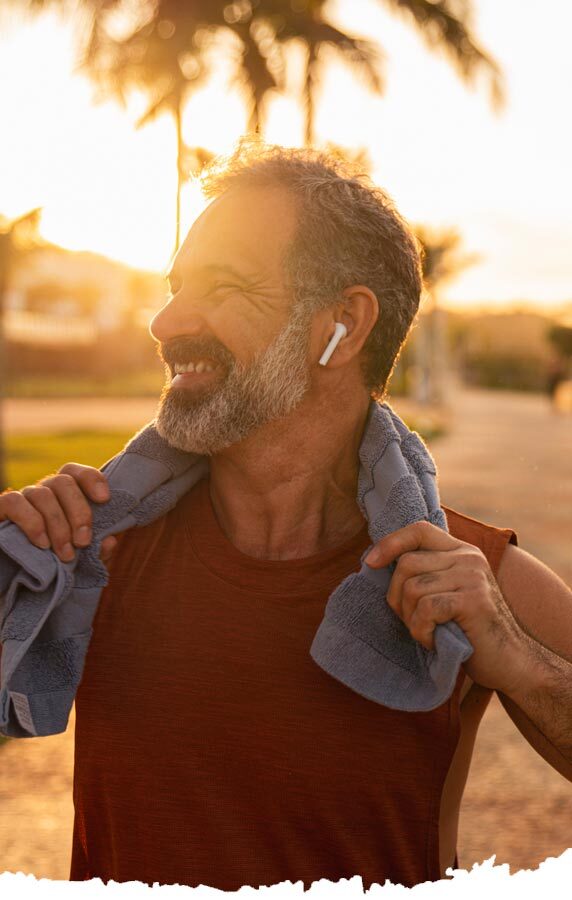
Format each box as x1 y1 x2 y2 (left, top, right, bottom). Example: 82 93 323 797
158 336 236 370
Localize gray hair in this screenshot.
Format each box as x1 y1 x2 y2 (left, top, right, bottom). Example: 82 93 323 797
201 140 423 399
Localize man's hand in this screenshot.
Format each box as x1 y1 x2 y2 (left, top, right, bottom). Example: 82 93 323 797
364 520 528 695
0 464 117 566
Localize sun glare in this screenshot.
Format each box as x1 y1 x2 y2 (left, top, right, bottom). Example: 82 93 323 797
1 1 571 310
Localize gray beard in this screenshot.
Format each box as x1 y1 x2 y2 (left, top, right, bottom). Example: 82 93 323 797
155 305 313 455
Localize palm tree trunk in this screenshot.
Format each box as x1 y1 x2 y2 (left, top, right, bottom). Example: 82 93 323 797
248 97 261 134
303 43 317 146
174 100 184 259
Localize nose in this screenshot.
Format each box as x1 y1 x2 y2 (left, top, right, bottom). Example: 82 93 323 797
149 292 207 343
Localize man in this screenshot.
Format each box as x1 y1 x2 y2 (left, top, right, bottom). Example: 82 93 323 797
1 143 571 890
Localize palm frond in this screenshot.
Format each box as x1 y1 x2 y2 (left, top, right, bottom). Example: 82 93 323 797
414 224 478 290
307 23 384 94
235 24 279 102
379 0 504 107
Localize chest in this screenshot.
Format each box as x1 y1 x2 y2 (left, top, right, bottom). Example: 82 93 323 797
80 564 456 795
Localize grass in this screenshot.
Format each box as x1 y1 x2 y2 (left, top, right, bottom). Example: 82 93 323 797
5 430 134 490
5 415 444 492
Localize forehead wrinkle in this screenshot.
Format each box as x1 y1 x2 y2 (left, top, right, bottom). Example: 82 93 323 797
172 186 298 287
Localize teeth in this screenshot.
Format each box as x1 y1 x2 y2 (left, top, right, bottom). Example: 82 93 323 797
174 359 216 375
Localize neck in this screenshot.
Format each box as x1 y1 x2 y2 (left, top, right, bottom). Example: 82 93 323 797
208 387 371 560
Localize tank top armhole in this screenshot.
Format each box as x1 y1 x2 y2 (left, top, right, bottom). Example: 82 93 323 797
441 505 518 578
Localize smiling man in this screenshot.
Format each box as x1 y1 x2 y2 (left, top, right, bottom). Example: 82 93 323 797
154 184 315 459
1 143 571 891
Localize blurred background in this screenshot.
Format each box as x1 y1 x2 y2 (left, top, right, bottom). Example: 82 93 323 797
0 0 571 884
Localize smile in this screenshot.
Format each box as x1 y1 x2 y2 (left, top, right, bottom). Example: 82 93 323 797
173 359 219 375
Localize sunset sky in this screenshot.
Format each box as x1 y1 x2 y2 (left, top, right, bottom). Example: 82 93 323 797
0 0 571 312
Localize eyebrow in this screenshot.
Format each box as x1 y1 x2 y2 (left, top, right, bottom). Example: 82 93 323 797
164 263 248 287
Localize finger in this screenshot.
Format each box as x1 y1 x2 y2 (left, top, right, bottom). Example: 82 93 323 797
21 485 75 562
58 463 110 503
100 535 118 565
365 520 462 568
408 592 460 651
39 473 95 547
0 491 51 549
387 553 457 619
400 569 460 624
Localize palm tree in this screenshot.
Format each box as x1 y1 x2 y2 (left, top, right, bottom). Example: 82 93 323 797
11 1 280 257
258 0 502 146
413 226 478 405
13 1 502 246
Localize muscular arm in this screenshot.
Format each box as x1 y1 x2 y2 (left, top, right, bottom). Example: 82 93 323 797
495 544 572 781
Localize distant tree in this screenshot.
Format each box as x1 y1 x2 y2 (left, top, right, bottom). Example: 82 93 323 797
0 208 43 491
547 324 572 360
415 226 479 297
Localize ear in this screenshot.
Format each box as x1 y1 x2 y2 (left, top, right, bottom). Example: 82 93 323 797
319 285 379 369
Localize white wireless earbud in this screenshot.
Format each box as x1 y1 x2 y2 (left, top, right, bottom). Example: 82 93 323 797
318 322 348 366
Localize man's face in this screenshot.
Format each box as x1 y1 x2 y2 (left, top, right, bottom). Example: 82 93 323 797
150 186 314 455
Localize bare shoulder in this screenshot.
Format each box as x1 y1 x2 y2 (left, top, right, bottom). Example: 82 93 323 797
496 543 572 660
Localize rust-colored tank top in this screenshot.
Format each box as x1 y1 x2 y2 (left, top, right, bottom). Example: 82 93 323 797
70 480 517 890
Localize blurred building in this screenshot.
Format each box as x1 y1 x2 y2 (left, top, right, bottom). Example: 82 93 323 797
4 245 164 346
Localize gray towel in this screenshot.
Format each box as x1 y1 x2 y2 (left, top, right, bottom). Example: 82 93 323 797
0 401 472 738
310 401 473 710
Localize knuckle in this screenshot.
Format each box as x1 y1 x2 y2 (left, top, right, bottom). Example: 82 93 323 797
55 473 77 489
58 463 78 475
37 475 58 490
25 484 52 502
417 571 439 587
464 547 485 564
402 578 419 601
470 584 489 607
464 567 487 591
1 491 23 512
431 594 453 617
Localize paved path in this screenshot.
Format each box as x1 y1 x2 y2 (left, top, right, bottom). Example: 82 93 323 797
427 386 572 587
1 387 571 880
424 387 572 871
4 397 159 435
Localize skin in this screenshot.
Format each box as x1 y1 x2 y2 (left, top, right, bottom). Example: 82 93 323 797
1 184 572 877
